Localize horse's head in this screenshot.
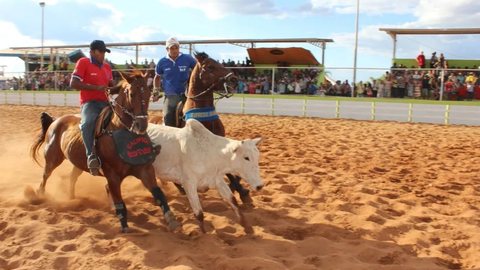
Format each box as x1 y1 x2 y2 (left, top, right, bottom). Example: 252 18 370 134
109 70 150 134
191 52 238 98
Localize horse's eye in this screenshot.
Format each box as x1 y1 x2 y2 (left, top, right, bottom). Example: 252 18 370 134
244 157 250 161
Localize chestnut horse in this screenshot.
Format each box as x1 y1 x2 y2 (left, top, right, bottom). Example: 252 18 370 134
30 71 180 232
175 52 253 205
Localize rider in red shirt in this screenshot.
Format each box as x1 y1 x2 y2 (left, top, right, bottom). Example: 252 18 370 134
70 40 113 175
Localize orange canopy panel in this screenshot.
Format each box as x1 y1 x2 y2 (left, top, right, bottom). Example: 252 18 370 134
247 47 320 66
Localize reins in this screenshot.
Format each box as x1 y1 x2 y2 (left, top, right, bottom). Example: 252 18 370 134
108 82 148 132
186 72 235 101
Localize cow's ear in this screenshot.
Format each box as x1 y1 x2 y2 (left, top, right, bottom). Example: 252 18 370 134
251 137 262 145
231 141 242 154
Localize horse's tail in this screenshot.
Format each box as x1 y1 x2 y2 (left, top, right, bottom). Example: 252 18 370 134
30 112 54 166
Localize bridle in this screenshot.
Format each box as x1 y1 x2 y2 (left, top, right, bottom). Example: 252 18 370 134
186 63 236 101
108 81 149 133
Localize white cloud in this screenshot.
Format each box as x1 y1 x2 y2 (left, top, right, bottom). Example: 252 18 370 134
310 0 480 27
85 3 162 43
310 0 419 15
0 21 38 49
158 0 282 19
0 21 42 74
413 0 480 27
331 24 402 59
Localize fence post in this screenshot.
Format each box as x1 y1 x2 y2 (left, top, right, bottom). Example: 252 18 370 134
241 96 245 114
19 91 22 105
271 97 275 115
335 100 340 118
64 92 67 106
407 103 413 122
303 99 307 117
48 92 51 106
271 67 275 94
439 69 445 101
33 91 36 106
54 71 58 91
444 104 450 125
371 101 376 120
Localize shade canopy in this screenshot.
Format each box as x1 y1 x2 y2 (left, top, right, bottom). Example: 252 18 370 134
247 47 320 66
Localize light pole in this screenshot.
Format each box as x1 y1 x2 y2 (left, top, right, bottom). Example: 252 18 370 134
39 1 45 70
352 0 359 97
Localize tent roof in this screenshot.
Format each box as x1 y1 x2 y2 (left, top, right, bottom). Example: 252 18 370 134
379 28 480 36
10 38 334 50
247 47 319 66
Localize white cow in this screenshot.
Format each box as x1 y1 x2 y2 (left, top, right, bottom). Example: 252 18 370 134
147 119 263 233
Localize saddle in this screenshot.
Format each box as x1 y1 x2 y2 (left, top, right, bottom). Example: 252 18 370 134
94 106 113 137
91 106 159 165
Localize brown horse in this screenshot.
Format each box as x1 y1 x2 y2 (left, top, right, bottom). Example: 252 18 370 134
175 52 253 205
30 70 180 232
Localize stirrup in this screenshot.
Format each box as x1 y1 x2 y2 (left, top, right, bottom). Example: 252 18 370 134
87 155 101 176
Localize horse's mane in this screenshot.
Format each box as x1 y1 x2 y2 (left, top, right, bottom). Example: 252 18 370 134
110 69 146 93
128 69 145 78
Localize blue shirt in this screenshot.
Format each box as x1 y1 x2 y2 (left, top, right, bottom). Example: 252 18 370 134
155 53 197 95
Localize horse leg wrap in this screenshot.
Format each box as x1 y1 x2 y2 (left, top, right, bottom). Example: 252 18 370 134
151 187 170 214
114 202 128 229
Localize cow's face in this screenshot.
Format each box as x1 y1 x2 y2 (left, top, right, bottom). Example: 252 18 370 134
231 138 263 191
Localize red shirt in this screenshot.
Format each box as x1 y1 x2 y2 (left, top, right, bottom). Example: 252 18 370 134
416 54 425 67
72 57 112 104
444 81 454 93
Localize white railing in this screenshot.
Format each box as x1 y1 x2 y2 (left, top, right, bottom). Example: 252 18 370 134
1 91 479 126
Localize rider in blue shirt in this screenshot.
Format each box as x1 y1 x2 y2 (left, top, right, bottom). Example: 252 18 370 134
153 37 197 126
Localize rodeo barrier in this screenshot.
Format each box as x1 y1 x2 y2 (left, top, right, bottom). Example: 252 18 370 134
1 67 479 126
1 91 480 126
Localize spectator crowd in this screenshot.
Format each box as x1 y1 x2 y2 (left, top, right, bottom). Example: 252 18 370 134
3 51 480 101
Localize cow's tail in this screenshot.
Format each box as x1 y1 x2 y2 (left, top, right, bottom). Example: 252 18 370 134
30 112 54 166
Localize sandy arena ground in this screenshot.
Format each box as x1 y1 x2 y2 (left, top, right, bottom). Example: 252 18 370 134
0 104 479 270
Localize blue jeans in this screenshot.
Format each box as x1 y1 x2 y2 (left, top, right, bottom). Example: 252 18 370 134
80 100 109 156
163 94 186 127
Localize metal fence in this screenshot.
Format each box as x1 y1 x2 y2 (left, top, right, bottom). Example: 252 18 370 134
1 91 479 126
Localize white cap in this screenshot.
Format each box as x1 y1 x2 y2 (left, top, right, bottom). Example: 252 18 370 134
166 37 180 48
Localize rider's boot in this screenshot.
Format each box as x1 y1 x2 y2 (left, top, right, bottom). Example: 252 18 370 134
87 154 101 176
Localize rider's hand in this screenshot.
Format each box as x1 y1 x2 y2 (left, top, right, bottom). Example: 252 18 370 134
151 87 163 102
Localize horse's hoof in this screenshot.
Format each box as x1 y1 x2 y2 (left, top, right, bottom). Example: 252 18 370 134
199 223 206 234
164 211 181 231
244 225 254 235
24 186 45 205
120 226 130 233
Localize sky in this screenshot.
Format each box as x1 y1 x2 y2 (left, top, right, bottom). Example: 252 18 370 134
1 0 480 81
